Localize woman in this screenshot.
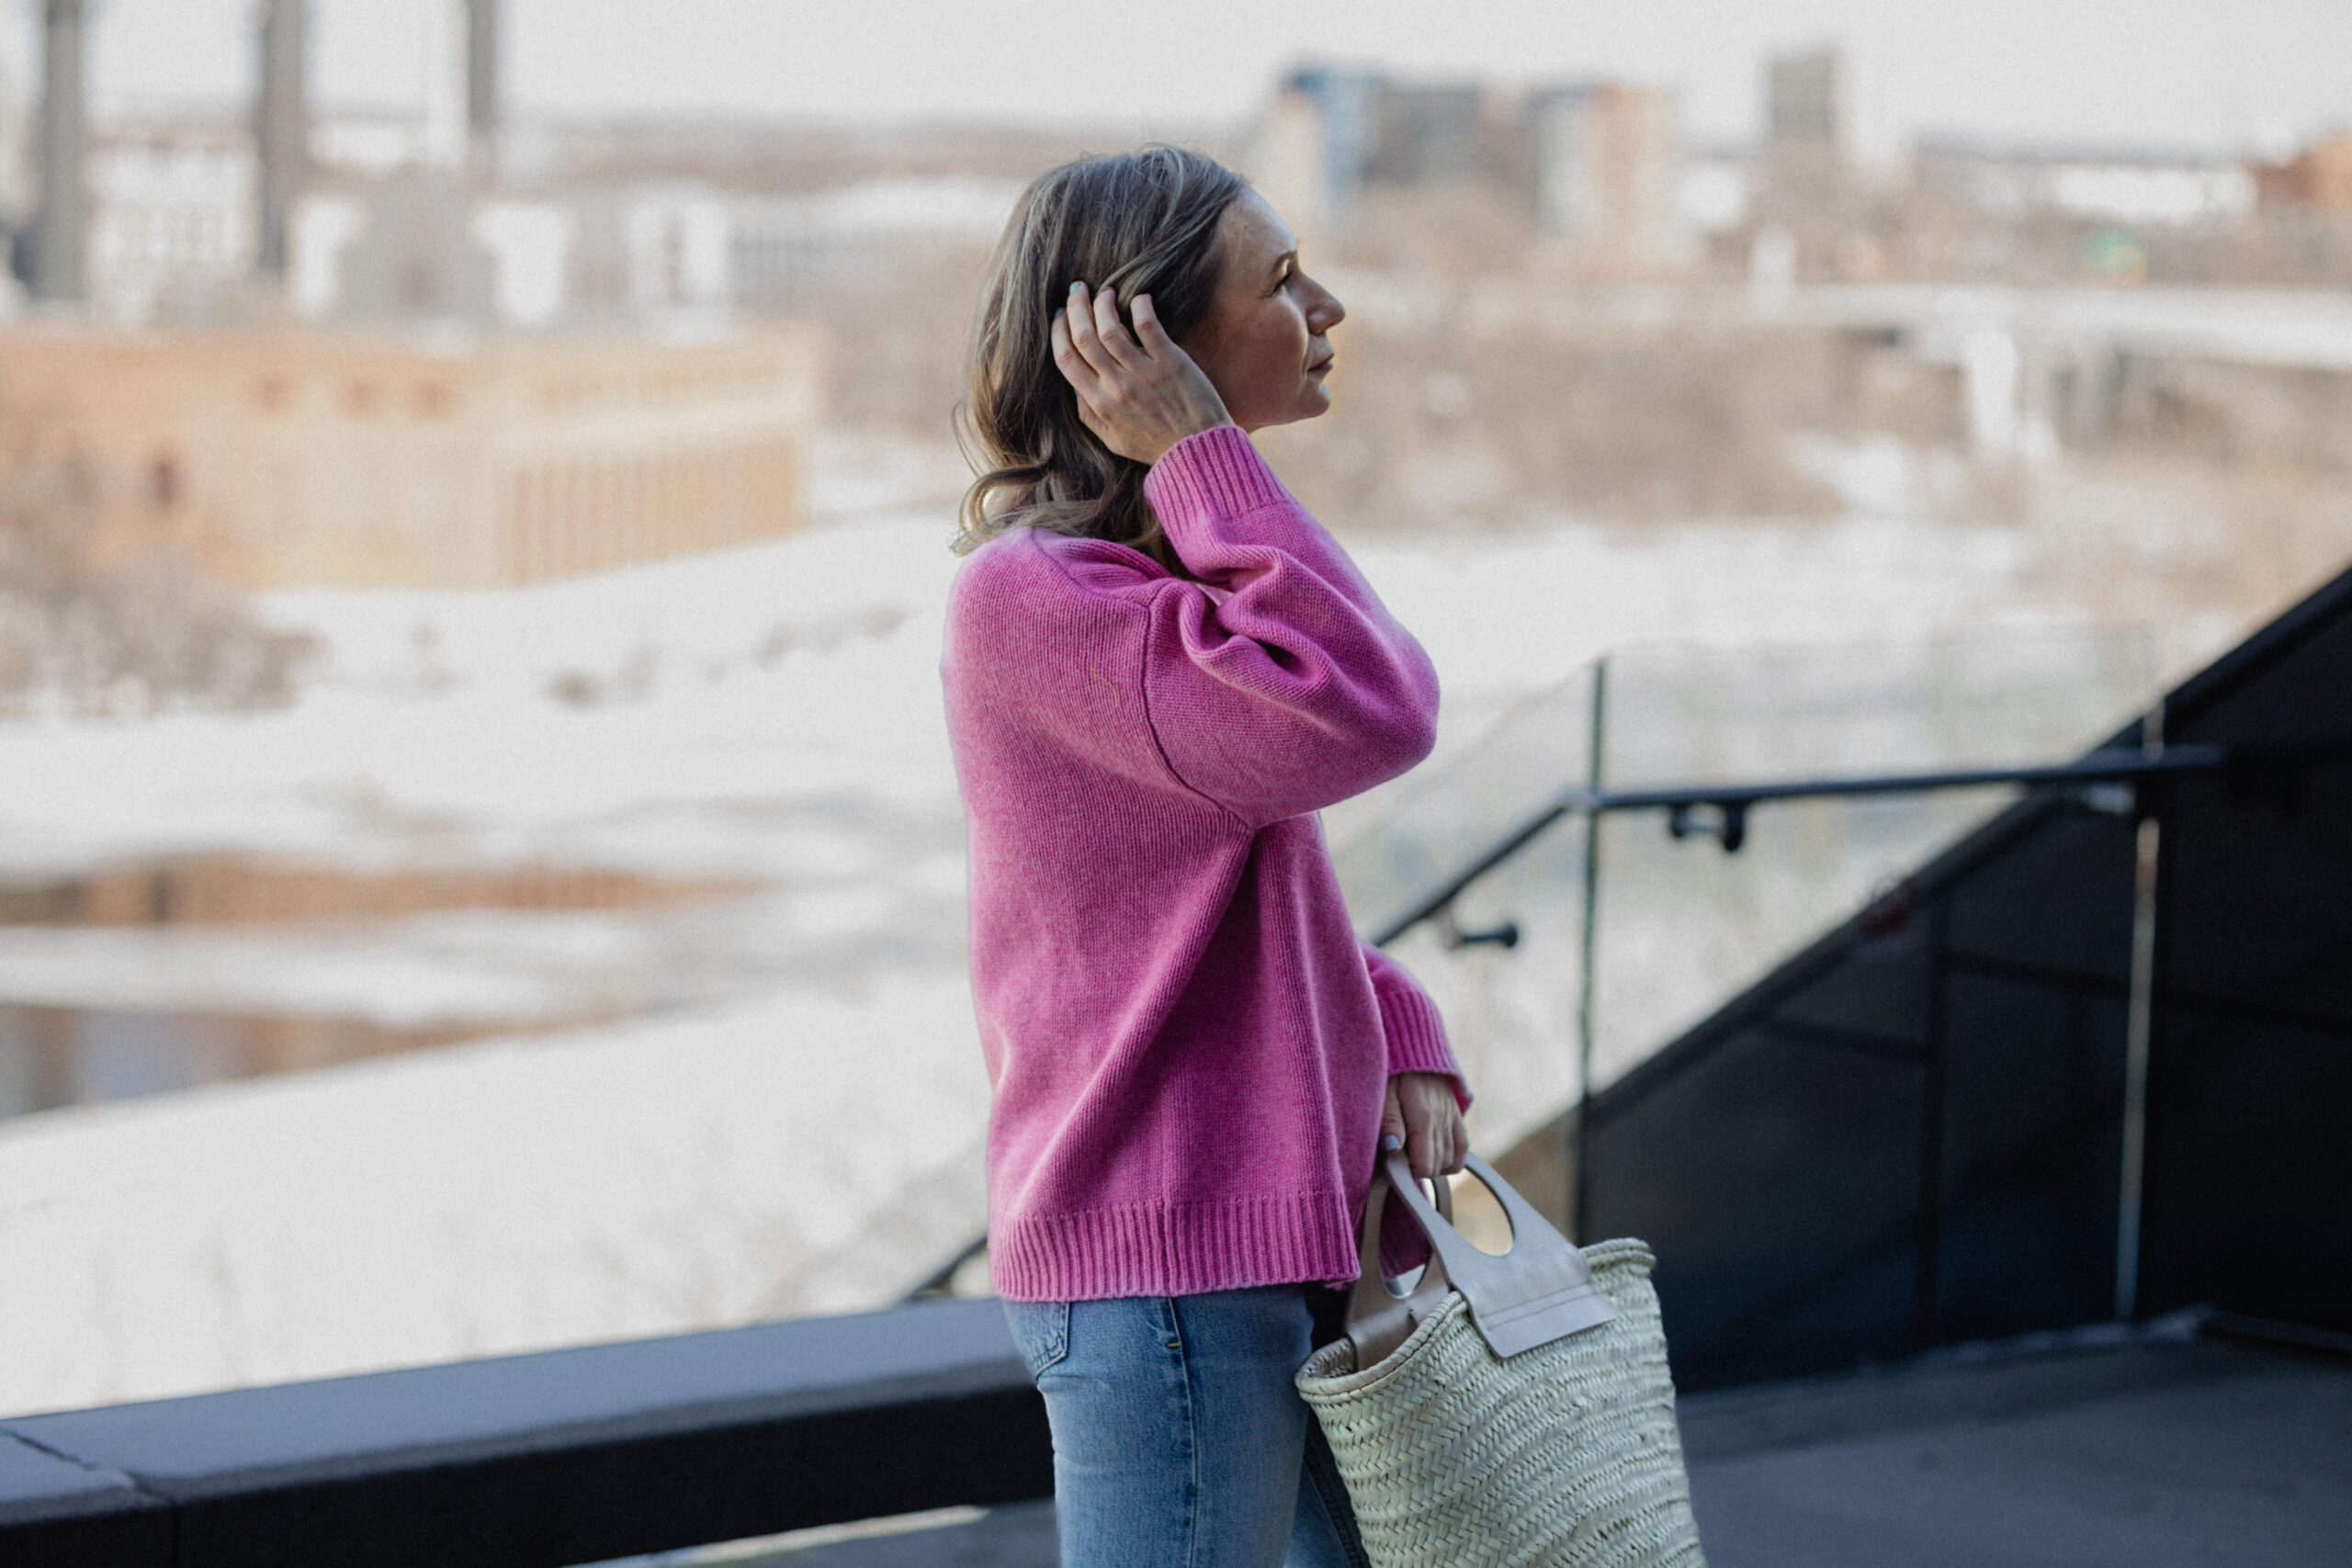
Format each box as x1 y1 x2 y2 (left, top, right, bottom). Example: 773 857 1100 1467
942 146 1468 1568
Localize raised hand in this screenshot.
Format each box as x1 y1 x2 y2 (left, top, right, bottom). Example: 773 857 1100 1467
1050 280 1234 466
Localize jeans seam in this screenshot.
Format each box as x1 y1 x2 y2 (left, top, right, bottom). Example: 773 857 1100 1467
1170 1297 1202 1568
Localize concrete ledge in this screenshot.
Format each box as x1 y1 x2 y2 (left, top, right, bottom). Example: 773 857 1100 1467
0 1297 1049 1568
0 1429 172 1568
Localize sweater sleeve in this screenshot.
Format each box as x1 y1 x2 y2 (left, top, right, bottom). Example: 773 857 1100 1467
1136 427 1440 829
1363 942 1470 1101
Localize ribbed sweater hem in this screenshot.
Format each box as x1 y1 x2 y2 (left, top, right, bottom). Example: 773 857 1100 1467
1143 425 1293 527
990 1189 1362 1302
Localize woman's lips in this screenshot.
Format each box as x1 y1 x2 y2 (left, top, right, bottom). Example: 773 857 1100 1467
1307 355 1335 375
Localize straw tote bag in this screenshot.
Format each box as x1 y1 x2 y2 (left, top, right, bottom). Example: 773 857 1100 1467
1295 1150 1707 1568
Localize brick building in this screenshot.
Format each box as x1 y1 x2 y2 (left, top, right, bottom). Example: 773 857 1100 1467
0 324 821 588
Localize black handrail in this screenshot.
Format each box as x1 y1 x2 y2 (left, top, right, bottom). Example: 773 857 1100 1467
1367 743 2233 946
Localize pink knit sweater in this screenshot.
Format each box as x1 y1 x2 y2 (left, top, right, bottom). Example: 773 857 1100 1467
943 424 1464 1302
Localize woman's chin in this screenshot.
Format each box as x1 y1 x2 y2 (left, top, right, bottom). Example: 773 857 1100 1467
1236 386 1334 433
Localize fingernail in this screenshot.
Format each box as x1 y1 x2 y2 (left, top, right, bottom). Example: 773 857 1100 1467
1380 1134 1403 1152
1069 280 1082 294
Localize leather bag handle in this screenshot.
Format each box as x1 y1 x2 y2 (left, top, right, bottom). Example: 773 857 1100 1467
1345 1149 1618 1365
1344 1150 1456 1369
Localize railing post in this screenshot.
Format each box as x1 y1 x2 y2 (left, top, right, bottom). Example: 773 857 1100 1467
1915 899 1951 1351
2115 701 2165 1321
1573 656 1608 1243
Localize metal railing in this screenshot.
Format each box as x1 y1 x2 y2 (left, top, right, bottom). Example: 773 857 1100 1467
1370 744 2232 946
1365 712 2240 1324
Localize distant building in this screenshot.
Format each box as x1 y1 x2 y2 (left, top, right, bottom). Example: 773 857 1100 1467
1249 67 1387 231
270 173 1012 336
1533 85 1682 275
1248 64 1685 271
86 115 255 326
1368 84 1487 187
0 325 821 588
2249 131 2352 212
1759 45 1848 231
1250 68 1528 232
316 171 501 327
1765 47 1843 147
726 179 1023 316
569 184 733 327
19 0 1014 339
0 0 841 596
1914 136 2256 227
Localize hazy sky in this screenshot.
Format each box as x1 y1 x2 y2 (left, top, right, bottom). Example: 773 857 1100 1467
17 0 2352 161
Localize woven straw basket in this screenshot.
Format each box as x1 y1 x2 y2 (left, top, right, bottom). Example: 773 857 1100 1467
1295 1157 1706 1568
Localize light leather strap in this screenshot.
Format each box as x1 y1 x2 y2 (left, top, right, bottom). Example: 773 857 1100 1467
1380 1150 1617 1358
1343 1154 1455 1369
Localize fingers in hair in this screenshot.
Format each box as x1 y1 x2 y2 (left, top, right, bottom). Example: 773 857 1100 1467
1130 292 1172 355
1064 281 1110 374
1091 284 1144 369
1049 308 1099 393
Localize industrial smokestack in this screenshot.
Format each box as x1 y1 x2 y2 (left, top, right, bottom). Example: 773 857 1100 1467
29 0 88 304
255 0 309 280
467 0 501 167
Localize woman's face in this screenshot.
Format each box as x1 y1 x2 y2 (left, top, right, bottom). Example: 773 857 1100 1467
1178 189 1346 433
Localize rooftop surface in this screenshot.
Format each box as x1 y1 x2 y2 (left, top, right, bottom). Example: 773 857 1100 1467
646 1326 2351 1568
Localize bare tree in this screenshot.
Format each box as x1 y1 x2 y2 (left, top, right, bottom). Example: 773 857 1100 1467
0 418 315 719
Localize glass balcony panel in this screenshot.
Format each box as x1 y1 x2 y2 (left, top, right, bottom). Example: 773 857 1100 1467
1338 626 2165 1150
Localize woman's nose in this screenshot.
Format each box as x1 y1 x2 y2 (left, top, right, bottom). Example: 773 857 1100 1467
1306 279 1344 333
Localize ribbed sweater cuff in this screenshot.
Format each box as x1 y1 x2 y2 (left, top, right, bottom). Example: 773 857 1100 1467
1376 983 1469 1105
1142 425 1291 529
990 1190 1361 1301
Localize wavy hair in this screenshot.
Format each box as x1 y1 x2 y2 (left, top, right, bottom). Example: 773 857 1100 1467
955 147 1246 561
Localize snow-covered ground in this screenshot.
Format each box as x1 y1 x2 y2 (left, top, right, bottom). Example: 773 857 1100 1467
0 976 990 1416
0 434 2231 1416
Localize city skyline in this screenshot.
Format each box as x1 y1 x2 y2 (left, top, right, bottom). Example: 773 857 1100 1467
0 0 2340 167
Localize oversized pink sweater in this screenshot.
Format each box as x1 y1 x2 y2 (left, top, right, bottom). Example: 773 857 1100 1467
942 424 1464 1303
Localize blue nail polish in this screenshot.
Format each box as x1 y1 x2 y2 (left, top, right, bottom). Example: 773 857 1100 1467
1069 280 1082 294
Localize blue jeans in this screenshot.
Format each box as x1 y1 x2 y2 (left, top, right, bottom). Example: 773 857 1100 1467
1004 1285 1373 1568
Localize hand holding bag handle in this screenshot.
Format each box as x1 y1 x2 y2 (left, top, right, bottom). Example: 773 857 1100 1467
1348 1150 1617 1365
